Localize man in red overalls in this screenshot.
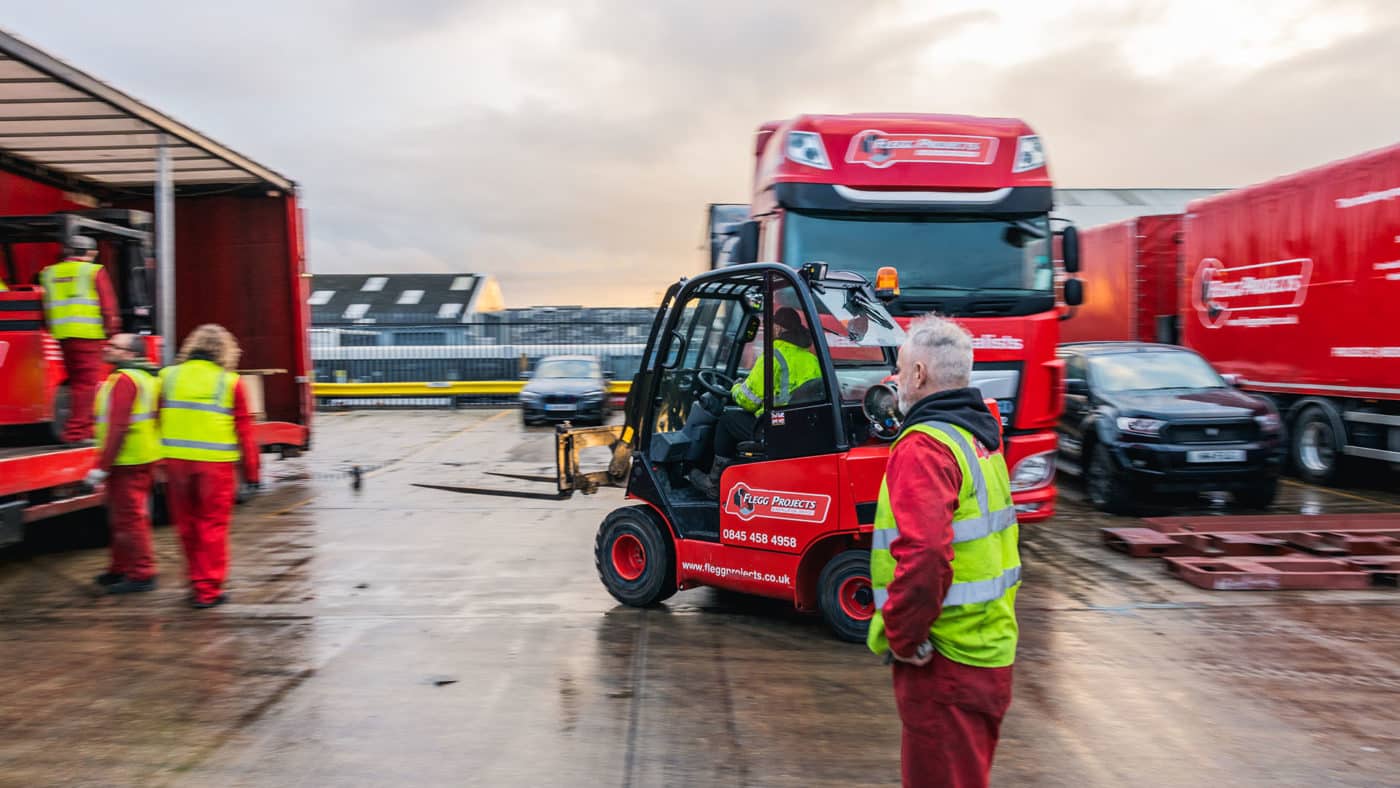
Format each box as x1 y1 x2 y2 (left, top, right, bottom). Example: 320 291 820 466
158 324 260 609
39 236 122 444
87 333 161 594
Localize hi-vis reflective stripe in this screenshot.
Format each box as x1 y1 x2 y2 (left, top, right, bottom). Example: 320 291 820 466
162 367 233 414
47 297 101 307
873 565 1022 609
96 411 156 425
162 438 238 452
51 315 104 325
870 424 1018 551
774 350 791 404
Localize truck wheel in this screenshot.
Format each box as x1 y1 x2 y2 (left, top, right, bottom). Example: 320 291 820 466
818 550 874 644
1236 477 1279 510
1086 444 1134 514
595 506 676 607
1292 405 1343 485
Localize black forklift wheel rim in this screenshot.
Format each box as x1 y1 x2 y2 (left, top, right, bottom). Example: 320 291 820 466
611 533 647 581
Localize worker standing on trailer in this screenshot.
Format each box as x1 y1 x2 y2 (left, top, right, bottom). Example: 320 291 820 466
690 306 821 497
159 324 260 609
87 333 161 594
868 315 1020 788
39 235 122 443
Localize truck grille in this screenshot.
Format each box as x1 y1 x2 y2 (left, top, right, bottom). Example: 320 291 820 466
1166 422 1256 444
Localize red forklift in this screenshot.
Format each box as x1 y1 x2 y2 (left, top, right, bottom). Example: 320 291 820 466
436 263 911 640
0 210 157 442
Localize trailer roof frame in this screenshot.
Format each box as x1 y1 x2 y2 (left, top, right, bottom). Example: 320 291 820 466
0 28 294 196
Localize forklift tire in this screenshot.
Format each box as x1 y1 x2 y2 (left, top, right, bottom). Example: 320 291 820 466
595 506 676 607
818 550 874 644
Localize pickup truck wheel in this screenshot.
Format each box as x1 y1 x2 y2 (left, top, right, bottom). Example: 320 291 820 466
595 506 676 606
818 550 873 644
1292 405 1343 485
1087 444 1133 514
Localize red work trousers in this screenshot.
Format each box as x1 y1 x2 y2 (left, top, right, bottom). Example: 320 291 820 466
105 464 157 581
166 459 237 604
892 652 1014 788
59 338 104 443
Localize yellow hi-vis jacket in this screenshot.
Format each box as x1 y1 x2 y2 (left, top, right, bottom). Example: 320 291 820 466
159 359 241 462
39 259 105 339
95 368 162 466
731 339 823 416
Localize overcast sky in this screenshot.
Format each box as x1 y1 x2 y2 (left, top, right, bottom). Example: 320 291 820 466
3 0 1397 306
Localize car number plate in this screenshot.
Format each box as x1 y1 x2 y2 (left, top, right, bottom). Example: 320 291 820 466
545 404 575 412
1187 449 1246 463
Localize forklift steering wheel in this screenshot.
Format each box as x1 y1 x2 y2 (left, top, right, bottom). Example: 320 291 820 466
695 369 737 398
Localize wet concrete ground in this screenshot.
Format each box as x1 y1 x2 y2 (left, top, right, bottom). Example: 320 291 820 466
0 410 1397 787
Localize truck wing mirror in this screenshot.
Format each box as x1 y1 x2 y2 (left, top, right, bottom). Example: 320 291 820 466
731 221 760 265
1221 373 1241 387
1060 225 1081 274
1063 277 1084 307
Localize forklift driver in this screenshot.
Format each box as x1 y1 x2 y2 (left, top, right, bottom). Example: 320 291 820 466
689 306 822 498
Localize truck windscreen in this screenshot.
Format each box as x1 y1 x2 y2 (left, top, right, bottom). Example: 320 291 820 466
783 211 1054 297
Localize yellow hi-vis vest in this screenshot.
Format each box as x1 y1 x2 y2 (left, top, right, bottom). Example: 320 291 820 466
39 260 105 339
95 368 161 466
867 421 1021 667
731 339 824 416
0 278 8 291
159 359 241 462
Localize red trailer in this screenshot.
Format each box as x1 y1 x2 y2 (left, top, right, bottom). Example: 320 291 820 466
1061 214 1182 345
1181 142 1400 484
0 31 311 544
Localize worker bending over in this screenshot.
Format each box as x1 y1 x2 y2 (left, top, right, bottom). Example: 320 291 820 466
868 315 1021 788
39 236 122 443
159 324 260 609
690 306 821 498
88 333 161 594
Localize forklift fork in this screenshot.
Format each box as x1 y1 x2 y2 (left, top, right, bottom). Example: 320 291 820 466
413 421 632 501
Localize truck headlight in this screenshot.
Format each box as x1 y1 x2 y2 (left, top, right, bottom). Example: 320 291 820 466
1010 451 1055 492
1012 135 1046 173
1255 413 1282 433
1116 417 1166 436
786 131 832 170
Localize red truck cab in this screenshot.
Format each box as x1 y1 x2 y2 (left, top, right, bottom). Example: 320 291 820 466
715 114 1082 522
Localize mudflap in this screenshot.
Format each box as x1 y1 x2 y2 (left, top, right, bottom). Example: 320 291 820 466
0 500 24 548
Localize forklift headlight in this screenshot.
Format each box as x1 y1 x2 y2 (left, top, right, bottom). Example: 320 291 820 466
1010 451 1055 491
786 131 832 170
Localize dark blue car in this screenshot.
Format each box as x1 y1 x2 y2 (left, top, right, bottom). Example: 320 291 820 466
519 355 612 427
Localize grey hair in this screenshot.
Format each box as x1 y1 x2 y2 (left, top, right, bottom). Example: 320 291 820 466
904 314 973 391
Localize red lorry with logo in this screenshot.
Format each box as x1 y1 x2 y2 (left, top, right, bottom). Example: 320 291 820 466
711 113 1084 522
0 31 312 544
1181 142 1400 484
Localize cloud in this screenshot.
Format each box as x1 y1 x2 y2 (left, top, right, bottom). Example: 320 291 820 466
1 0 1396 306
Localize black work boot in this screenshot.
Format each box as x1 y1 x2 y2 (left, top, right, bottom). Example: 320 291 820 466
94 572 124 587
107 576 158 594
190 593 229 610
689 456 733 500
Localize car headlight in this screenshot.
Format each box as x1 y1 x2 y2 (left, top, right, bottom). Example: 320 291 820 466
1116 417 1166 436
1255 413 1282 433
1010 451 1055 492
519 390 541 402
1012 135 1046 173
786 131 832 170
581 390 605 402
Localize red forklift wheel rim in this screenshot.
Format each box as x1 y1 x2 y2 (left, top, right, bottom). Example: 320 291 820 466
611 533 647 581
838 576 874 621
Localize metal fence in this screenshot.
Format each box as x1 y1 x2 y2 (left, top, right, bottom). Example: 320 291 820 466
310 316 653 388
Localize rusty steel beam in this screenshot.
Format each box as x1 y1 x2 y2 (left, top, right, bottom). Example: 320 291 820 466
1163 556 1374 591
1141 513 1400 535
